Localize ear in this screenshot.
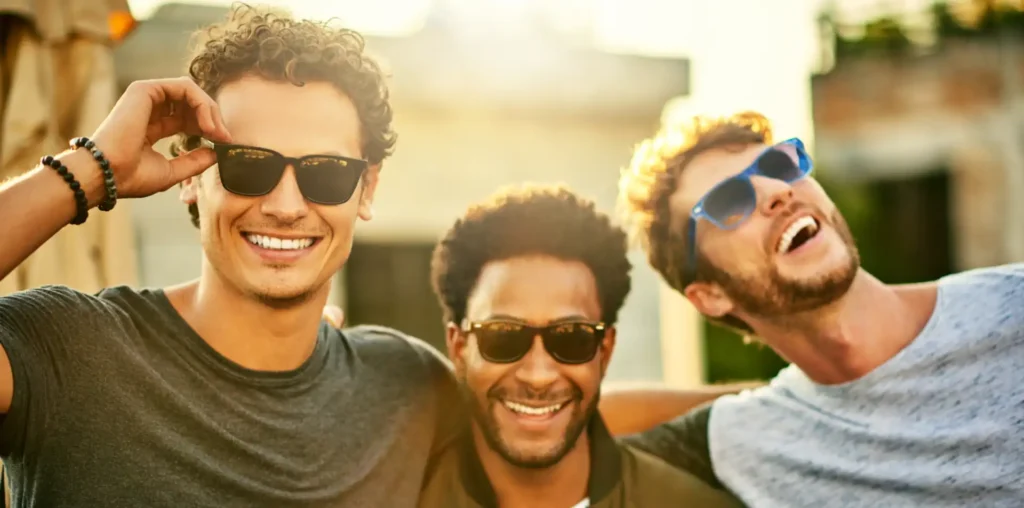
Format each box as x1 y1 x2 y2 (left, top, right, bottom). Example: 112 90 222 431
179 176 199 205
683 281 735 318
598 326 617 377
446 321 467 371
357 164 381 221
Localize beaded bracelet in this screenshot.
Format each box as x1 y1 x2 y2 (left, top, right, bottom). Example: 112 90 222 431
70 136 118 211
41 155 89 225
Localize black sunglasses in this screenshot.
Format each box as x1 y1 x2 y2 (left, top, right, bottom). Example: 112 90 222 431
463 320 606 365
212 143 368 205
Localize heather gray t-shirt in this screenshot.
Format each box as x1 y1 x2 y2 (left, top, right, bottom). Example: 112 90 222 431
0 285 462 507
627 263 1024 507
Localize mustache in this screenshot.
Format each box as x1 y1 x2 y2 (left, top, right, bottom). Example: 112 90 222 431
486 383 582 403
238 221 329 235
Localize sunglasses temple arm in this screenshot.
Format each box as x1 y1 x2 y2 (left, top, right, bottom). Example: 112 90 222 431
685 216 697 286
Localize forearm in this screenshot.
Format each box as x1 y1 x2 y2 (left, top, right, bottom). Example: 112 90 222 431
599 380 764 436
0 149 106 282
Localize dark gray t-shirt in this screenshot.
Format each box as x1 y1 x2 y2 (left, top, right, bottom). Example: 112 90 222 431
0 285 463 507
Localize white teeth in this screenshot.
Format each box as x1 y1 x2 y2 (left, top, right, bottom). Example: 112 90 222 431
776 216 819 254
245 234 315 250
503 401 565 416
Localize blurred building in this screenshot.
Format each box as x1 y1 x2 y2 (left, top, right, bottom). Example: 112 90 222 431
812 19 1024 278
113 1 690 382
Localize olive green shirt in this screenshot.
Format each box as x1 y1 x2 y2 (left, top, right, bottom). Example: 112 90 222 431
419 417 745 508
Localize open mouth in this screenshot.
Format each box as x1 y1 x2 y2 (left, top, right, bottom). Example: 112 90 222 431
243 233 320 251
776 215 820 254
501 399 571 418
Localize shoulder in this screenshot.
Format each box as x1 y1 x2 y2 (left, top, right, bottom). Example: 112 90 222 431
417 441 464 508
938 263 1024 295
341 324 452 368
0 284 119 328
621 444 744 507
339 324 456 389
617 402 721 488
934 263 1024 328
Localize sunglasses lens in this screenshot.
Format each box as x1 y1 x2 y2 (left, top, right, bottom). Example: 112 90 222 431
757 144 805 182
216 146 285 196
296 157 366 205
704 177 756 228
545 323 601 364
474 323 533 363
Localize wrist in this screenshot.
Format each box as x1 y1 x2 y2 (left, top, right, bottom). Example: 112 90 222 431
56 149 108 209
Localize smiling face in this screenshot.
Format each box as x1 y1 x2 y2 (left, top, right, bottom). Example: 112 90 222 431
449 255 614 469
181 76 377 305
675 143 860 318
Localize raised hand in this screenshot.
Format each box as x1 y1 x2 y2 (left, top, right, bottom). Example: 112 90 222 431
89 77 233 199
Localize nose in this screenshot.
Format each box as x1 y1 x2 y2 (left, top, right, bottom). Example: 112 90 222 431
513 336 559 390
260 165 309 223
753 175 795 218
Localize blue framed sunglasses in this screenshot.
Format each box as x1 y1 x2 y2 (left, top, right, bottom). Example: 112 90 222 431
684 137 814 284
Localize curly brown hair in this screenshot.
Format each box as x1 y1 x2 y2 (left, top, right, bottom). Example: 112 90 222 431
172 3 396 227
617 111 775 334
431 184 632 327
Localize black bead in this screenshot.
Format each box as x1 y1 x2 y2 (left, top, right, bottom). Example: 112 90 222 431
41 155 54 165
49 158 62 169
69 180 81 191
62 172 74 182
57 167 70 177
105 177 116 186
73 188 85 199
85 140 95 149
100 160 110 170
92 150 104 160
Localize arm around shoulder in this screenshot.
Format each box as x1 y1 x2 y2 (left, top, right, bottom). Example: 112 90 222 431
599 380 763 436
617 402 722 489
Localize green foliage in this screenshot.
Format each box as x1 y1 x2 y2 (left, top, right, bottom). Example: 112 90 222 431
824 0 1024 62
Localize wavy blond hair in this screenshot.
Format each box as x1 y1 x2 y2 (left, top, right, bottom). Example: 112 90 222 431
617 111 774 333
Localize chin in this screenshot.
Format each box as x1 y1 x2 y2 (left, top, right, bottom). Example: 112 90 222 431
243 277 327 308
498 439 568 469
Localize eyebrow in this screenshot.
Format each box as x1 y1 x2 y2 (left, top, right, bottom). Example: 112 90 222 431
200 139 350 157
482 314 593 325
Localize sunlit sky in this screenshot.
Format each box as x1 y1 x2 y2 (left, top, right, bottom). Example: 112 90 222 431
126 0 944 51
122 0 948 144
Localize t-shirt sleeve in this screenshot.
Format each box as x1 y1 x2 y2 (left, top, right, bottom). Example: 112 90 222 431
344 325 466 458
618 401 722 489
0 285 109 457
407 338 465 457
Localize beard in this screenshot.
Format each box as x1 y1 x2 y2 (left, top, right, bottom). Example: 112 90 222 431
460 380 596 469
703 208 860 317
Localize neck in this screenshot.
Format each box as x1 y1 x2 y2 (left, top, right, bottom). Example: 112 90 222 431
473 426 590 508
165 261 330 372
750 269 938 385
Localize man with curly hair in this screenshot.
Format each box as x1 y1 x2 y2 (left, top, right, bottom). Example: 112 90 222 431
613 111 1024 507
419 184 741 508
0 5 460 507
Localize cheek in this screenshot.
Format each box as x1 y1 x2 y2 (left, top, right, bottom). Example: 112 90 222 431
200 189 253 228
314 200 360 236
699 222 766 271
562 364 602 400
796 179 833 210
464 364 507 399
